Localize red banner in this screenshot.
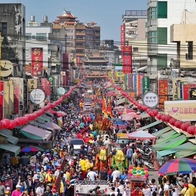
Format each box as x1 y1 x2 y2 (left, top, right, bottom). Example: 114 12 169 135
41 78 51 100
0 81 4 120
63 53 69 71
121 25 125 49
122 46 132 74
10 78 20 114
31 48 43 77
183 84 196 100
158 80 168 109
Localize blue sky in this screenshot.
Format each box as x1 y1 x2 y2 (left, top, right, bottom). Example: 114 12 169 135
2 0 146 42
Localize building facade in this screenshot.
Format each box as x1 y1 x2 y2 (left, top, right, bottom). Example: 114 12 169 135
147 0 196 76
0 3 26 77
121 10 148 73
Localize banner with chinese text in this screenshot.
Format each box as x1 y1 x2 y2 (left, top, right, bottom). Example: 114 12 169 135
120 25 125 49
19 78 24 110
127 73 133 91
41 78 51 101
142 76 150 94
0 81 4 120
172 78 187 100
164 100 196 121
137 74 145 96
158 80 168 109
10 78 20 114
133 73 137 93
182 83 196 100
122 46 132 74
31 48 43 77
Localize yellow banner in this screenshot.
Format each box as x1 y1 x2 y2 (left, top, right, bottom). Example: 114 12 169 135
27 79 37 93
108 71 112 79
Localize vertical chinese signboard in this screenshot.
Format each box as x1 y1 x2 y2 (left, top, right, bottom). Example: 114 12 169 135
19 78 24 111
137 74 145 96
127 73 133 91
172 78 187 100
31 48 43 77
0 81 4 120
120 25 125 49
122 46 132 74
133 73 137 93
158 80 168 109
10 78 20 114
142 76 150 94
41 78 51 101
48 76 55 101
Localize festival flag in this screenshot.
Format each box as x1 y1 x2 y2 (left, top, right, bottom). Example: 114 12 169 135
102 98 108 117
107 101 114 118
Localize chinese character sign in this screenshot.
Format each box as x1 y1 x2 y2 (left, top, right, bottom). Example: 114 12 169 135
142 76 150 94
27 79 37 93
31 48 43 77
122 46 132 74
127 73 133 91
137 74 144 96
172 78 187 100
158 80 168 109
164 100 196 121
182 83 196 100
41 78 51 101
121 25 125 48
0 81 4 120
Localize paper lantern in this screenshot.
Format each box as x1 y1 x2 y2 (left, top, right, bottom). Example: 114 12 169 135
169 118 176 126
153 110 158 116
174 121 182 129
0 122 3 130
1 119 11 129
194 127 196 135
164 115 171 122
187 126 195 135
180 123 187 131
8 120 16 130
184 122 190 129
156 113 161 120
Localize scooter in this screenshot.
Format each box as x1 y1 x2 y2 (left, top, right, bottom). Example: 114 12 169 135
143 160 154 170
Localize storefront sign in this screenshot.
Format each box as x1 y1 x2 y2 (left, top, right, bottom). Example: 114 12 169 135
172 78 187 100
158 80 168 109
142 92 159 108
0 81 4 120
182 83 196 100
127 73 133 91
10 78 20 114
164 100 196 121
30 89 45 105
115 71 124 78
48 76 54 101
31 48 43 77
27 79 37 93
142 76 150 94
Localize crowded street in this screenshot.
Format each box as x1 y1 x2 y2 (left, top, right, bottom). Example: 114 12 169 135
0 77 195 196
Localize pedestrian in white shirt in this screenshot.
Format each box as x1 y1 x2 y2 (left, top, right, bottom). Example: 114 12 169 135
111 167 121 182
35 182 45 196
142 184 151 196
87 168 97 181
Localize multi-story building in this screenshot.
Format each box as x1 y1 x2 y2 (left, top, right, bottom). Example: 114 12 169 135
147 0 196 76
0 3 26 77
52 10 101 61
121 10 148 72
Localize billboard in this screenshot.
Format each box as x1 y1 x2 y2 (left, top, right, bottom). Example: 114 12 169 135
158 80 168 109
31 48 43 77
120 25 125 48
0 81 4 120
164 100 196 121
10 78 20 114
122 46 132 74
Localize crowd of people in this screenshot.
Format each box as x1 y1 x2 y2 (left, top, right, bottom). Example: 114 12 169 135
0 81 195 196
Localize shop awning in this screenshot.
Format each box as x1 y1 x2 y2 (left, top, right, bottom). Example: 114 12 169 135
140 112 150 119
160 130 177 138
157 149 176 157
0 130 18 144
0 144 20 156
153 127 171 137
156 131 179 144
37 115 51 123
139 121 162 131
174 142 196 158
153 135 187 151
29 121 54 132
21 125 52 141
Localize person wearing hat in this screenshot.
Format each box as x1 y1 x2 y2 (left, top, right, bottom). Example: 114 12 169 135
11 184 22 196
5 187 11 196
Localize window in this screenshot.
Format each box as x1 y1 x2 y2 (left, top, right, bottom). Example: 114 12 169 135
148 7 157 19
133 47 138 52
157 1 167 18
157 27 167 44
157 54 167 69
0 22 7 37
148 31 157 43
25 33 31 40
36 33 47 41
186 41 193 60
